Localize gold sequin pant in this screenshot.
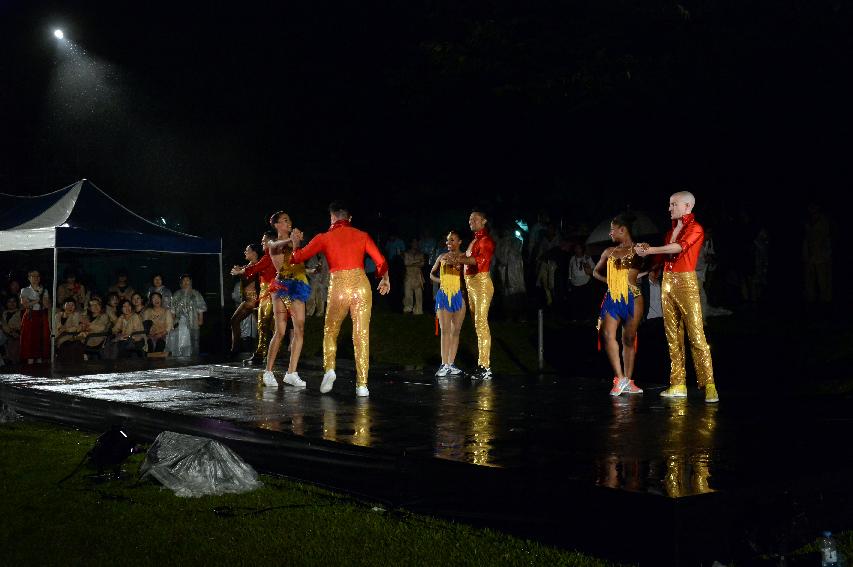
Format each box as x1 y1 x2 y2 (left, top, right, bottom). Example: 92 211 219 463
324 269 372 387
464 272 494 368
661 271 714 387
254 283 275 359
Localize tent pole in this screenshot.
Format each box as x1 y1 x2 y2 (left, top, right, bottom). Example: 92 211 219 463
218 248 225 357
51 246 58 366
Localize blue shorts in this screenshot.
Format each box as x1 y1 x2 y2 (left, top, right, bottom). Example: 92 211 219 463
599 290 636 322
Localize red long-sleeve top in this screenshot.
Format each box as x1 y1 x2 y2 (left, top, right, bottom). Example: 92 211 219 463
243 252 277 285
290 220 388 278
464 228 496 276
662 213 705 273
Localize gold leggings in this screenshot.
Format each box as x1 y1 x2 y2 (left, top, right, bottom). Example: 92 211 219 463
324 269 372 387
254 283 275 359
464 272 494 368
661 271 714 387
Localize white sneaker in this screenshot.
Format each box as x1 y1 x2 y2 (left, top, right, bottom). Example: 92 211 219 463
448 364 463 375
355 385 370 397
283 372 306 387
320 369 336 393
263 370 278 387
435 364 450 377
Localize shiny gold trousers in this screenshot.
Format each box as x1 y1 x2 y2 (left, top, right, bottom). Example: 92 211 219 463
661 271 714 387
324 269 372 387
254 283 275 359
464 272 494 368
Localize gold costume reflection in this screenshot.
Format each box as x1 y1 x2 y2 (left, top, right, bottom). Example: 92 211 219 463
321 397 338 442
661 399 717 497
431 380 496 466
595 397 717 496
351 398 372 447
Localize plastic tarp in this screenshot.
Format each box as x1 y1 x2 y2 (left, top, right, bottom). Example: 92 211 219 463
139 431 262 497
0 180 220 254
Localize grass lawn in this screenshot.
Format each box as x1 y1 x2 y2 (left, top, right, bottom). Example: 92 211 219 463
0 420 620 566
296 309 548 376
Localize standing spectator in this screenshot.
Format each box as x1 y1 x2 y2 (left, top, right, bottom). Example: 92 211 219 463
147 274 173 310
108 270 136 302
535 224 561 306
54 300 85 363
568 244 596 322
384 233 405 262
143 292 174 353
494 228 526 320
19 270 51 364
306 253 329 318
402 238 426 315
1 296 22 364
696 228 732 318
803 204 831 304
56 270 88 310
171 274 207 357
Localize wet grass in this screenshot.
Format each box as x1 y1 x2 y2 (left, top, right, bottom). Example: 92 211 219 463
298 310 546 375
0 420 621 567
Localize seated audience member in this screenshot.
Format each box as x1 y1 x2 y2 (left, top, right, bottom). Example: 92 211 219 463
142 292 174 353
131 292 146 316
1 296 22 364
108 270 135 301
56 270 88 311
104 292 120 323
81 298 113 357
147 274 173 310
54 299 85 363
111 299 146 357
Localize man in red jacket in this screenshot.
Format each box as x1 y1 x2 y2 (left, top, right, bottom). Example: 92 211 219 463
636 191 718 403
290 201 390 397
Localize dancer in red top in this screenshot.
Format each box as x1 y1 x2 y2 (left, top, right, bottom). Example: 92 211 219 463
636 191 718 402
446 209 496 379
289 201 390 397
232 230 278 366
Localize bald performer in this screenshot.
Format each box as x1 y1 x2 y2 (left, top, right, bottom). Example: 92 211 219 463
636 191 718 403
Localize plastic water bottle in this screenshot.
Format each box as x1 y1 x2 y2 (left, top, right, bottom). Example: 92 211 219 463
820 531 839 567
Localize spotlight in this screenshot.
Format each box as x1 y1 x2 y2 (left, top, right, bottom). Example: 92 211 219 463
54 29 64 39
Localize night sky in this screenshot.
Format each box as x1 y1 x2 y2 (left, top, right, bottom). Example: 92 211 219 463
1 1 850 256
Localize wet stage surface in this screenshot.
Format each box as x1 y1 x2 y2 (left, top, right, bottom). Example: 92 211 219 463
3 360 853 564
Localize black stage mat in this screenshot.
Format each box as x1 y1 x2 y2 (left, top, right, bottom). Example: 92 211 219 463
2 359 852 565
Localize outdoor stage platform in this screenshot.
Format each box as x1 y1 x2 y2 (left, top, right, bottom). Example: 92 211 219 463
2 358 852 566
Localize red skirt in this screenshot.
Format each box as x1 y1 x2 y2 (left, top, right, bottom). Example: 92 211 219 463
20 309 51 360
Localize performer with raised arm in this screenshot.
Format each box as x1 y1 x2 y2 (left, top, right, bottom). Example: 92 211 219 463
636 191 718 403
228 242 262 357
262 211 311 388
592 213 645 396
231 230 277 367
445 209 495 379
289 201 390 397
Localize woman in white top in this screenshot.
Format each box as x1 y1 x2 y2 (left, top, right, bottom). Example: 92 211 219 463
19 270 51 364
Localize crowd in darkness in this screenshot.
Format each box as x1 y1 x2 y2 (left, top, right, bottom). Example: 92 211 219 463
0 268 207 366
365 201 833 325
